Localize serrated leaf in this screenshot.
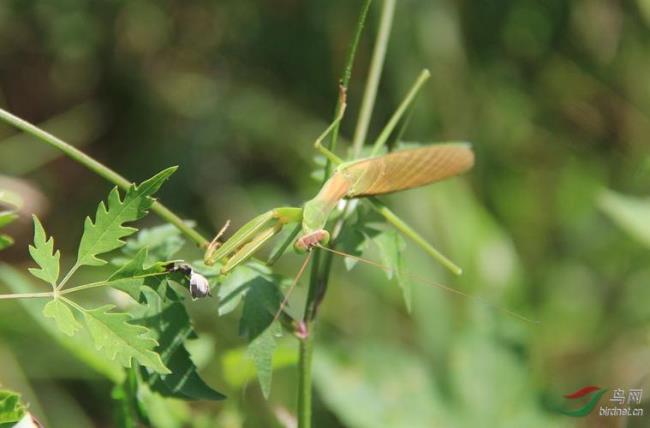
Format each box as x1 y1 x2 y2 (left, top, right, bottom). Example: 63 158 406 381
0 264 123 382
247 324 278 399
108 248 157 300
598 189 650 248
28 215 60 287
83 305 170 374
43 298 82 336
76 167 176 267
138 286 225 400
374 230 412 312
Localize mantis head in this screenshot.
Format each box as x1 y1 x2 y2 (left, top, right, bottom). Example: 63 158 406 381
294 229 330 252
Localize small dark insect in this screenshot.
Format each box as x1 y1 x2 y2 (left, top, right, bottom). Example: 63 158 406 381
165 262 211 299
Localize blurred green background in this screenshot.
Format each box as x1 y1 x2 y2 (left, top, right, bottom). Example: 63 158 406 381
1 0 649 427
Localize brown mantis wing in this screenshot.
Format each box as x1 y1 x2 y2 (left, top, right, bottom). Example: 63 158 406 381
300 144 474 234
340 143 474 198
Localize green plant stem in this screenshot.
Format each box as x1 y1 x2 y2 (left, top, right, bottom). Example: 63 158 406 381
351 0 396 157
297 333 314 428
60 272 166 295
56 262 80 291
0 291 52 299
297 2 373 427
60 295 86 313
323 0 373 177
0 108 209 248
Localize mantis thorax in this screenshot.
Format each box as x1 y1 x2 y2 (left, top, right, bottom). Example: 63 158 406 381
295 198 331 251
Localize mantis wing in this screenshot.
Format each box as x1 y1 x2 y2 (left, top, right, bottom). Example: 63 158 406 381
301 143 474 234
341 143 474 198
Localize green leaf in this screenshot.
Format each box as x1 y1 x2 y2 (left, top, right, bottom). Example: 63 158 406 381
108 248 160 301
0 235 13 251
337 215 381 271
0 211 18 228
76 167 176 267
28 215 60 287
123 224 186 264
598 189 650 248
43 298 82 336
83 304 170 374
239 275 282 341
138 286 226 400
247 324 278 399
0 389 26 425
374 229 412 312
237 277 283 399
218 264 270 316
0 211 17 251
0 264 123 382
222 341 298 390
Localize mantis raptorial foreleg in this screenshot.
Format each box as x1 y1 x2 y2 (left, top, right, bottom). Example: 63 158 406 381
204 207 302 273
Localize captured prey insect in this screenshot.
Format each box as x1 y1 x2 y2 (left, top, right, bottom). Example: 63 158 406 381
165 262 211 299
204 70 473 278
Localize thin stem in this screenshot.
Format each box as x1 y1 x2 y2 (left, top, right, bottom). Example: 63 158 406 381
370 69 430 156
0 291 53 300
0 108 209 247
60 295 86 313
323 0 373 177
298 3 372 427
297 333 314 428
60 272 166 295
351 0 396 158
56 262 80 291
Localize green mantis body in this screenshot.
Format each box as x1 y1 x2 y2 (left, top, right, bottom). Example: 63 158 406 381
205 143 474 274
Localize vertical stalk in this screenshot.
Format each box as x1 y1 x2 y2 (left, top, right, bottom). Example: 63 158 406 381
297 331 314 428
297 2 373 427
351 0 396 157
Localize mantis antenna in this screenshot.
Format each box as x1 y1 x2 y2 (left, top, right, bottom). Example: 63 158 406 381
273 251 314 324
315 244 539 325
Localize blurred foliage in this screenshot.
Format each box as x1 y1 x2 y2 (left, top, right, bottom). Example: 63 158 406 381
0 0 649 427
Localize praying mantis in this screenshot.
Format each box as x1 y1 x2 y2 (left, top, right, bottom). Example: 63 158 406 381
204 69 474 280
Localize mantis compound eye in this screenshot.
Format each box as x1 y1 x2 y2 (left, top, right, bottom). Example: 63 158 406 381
295 229 330 252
